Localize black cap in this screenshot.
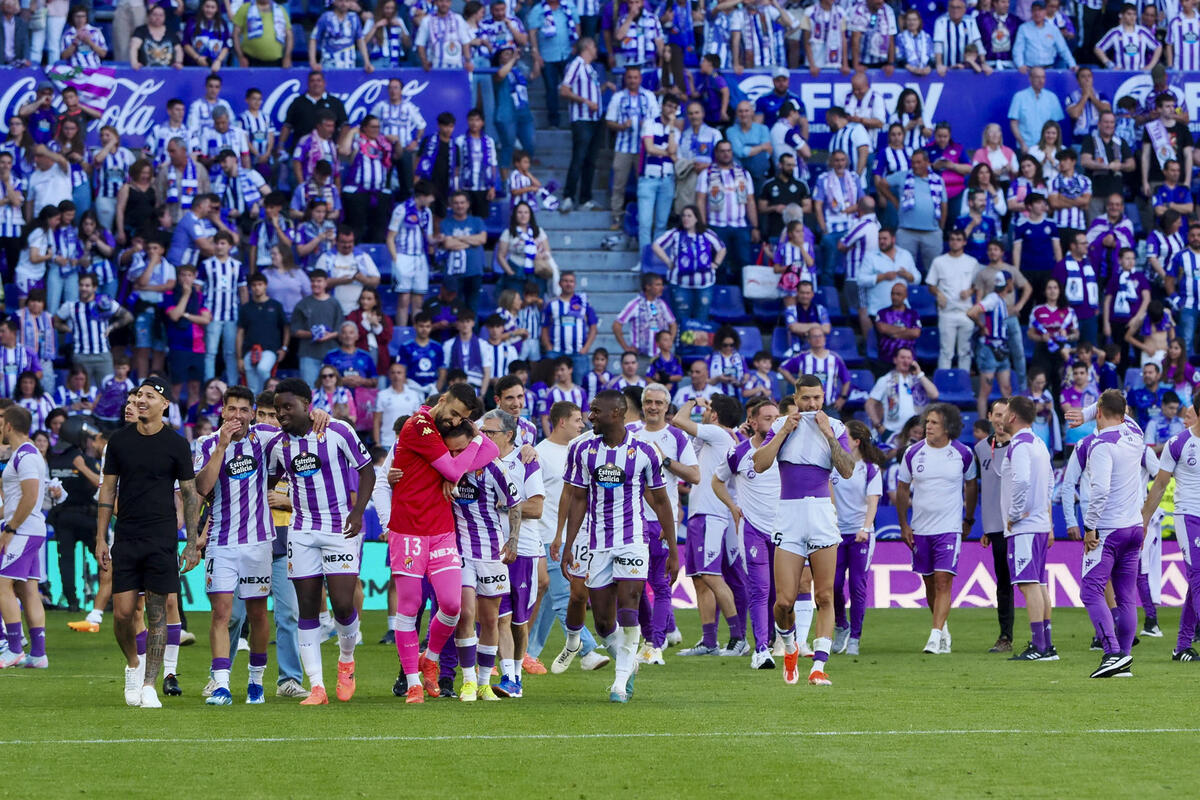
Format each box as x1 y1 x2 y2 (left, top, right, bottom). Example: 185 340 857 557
139 375 171 402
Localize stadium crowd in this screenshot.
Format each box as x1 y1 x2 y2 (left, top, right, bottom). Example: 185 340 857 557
0 0 1197 705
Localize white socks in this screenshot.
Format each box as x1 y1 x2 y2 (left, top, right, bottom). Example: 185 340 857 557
335 616 360 663
388 614 400 632
214 668 231 690
794 598 814 644
298 625 324 688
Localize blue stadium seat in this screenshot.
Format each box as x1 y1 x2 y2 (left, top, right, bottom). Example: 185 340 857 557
933 368 975 408
734 326 763 360
958 411 980 444
818 285 844 322
1125 366 1144 391
476 283 498 315
361 244 391 276
710 285 749 323
915 327 939 362
4 284 17 314
865 328 879 361
641 245 668 275
484 202 509 237
845 369 876 409
752 297 783 323
827 327 862 366
388 327 415 359
291 23 307 57
908 285 937 319
770 327 793 360
380 287 398 317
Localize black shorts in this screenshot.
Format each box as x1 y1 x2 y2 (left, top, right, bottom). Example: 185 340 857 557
111 535 180 595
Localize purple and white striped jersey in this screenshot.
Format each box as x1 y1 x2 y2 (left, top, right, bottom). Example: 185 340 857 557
56 298 121 356
1168 13 1200 71
831 459 882 535
451 133 498 192
708 351 746 396
605 88 659 154
562 55 602 122
18 396 54 433
453 459 520 560
1049 172 1091 230
1096 25 1159 69
541 294 598 353
516 416 539 447
696 164 753 227
388 198 432 257
371 100 426 148
498 448 547 557
896 439 977 535
196 256 247 322
193 424 275 547
0 174 26 238
547 384 588 413
840 213 880 281
608 375 648 392
0 346 40 398
781 351 849 405
714 436 779 535
1168 248 1200 310
565 431 665 550
94 147 135 199
581 370 611 401
265 419 371 534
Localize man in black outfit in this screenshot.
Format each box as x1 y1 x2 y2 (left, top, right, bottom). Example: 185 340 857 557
96 376 202 709
974 398 1015 653
280 71 349 153
47 421 102 613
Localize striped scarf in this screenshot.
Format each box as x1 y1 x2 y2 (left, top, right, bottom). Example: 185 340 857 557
900 169 943 216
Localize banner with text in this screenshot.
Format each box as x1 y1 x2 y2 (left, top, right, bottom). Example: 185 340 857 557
729 69 1200 151
0 67 471 147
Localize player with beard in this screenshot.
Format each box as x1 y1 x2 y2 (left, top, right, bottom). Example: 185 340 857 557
388 384 499 703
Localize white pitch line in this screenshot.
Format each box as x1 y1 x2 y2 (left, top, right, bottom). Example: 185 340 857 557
2 728 1199 746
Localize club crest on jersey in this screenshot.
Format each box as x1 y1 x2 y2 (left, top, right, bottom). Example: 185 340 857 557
594 464 626 488
226 454 258 480
1189 456 1197 466
291 452 322 477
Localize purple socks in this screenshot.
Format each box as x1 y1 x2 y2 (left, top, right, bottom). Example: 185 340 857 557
136 629 148 656
1031 621 1045 651
4 622 21 654
166 623 181 646
211 657 232 672
701 622 718 648
29 626 45 658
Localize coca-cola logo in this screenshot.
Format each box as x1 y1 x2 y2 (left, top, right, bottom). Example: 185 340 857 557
0 70 438 145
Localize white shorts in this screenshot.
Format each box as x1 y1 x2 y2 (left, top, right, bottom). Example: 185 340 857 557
205 542 272 599
287 529 362 578
566 537 592 580
461 556 510 597
586 542 650 589
776 497 840 557
393 254 429 294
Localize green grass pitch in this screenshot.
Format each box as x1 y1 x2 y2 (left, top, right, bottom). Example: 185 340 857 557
5 607 1200 798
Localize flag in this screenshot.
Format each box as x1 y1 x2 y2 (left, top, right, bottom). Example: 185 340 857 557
44 64 118 114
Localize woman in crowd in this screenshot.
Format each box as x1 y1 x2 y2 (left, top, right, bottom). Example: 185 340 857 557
54 366 95 415
131 4 184 70
1006 154 1047 219
263 243 310 320
78 209 119 299
1163 338 1199 408
1 117 35 180
182 0 233 70
973 123 1018 187
114 159 157 247
889 88 932 151
14 370 56 435
496 201 553 295
293 198 336 271
1027 277 1078 396
367 0 412 68
1025 369 1061 455
186 378 226 435
347 286 394 376
60 5 109 67
1029 121 1062 183
15 205 60 304
311 366 356 424
495 288 530 351
708 326 747 398
16 288 57 394
651 204 726 324
967 163 1008 223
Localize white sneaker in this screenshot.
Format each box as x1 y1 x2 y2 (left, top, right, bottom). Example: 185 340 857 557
135 655 146 687
771 639 786 657
629 261 642 272
0 650 23 668
796 640 814 658
644 646 665 665
939 625 952 654
19 654 48 669
355 630 363 645
832 626 851 654
201 677 219 698
635 643 655 664
923 629 942 654
179 630 196 646
237 637 250 652
559 197 574 213
750 650 776 670
846 637 860 656
551 645 580 674
275 678 311 698
665 629 683 647
124 666 142 706
580 650 611 671
580 200 598 211
86 609 103 625
140 685 162 708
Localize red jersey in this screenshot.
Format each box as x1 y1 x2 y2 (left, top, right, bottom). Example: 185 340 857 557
389 407 455 536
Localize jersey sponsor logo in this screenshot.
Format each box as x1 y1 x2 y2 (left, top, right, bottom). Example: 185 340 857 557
456 475 480 504
915 464 925 473
479 573 508 585
291 452 322 477
238 575 270 585
226 454 258 480
594 464 626 488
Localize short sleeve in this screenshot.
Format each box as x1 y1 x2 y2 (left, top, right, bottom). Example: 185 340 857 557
896 449 913 483
173 433 196 482
641 444 665 490
865 464 883 497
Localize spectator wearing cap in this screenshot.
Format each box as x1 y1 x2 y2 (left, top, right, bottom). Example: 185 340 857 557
726 100 772 188
232 0 293 67
1012 1 1076 72
754 67 805 128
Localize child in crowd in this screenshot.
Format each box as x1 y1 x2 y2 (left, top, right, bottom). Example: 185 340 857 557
647 329 683 385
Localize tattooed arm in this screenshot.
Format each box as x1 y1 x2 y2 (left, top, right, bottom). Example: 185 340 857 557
502 506 521 564
178 479 202 572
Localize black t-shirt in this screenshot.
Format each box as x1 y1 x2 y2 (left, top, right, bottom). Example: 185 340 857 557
284 94 349 144
238 298 287 352
759 176 810 239
1141 121 1193 183
104 423 194 540
49 445 99 509
1080 134 1133 199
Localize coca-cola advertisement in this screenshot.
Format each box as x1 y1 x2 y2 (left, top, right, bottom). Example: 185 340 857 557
0 67 471 147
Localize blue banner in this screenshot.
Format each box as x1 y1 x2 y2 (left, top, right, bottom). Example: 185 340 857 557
729 68 1200 151
0 67 472 148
